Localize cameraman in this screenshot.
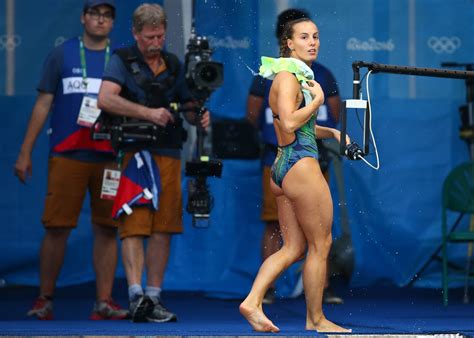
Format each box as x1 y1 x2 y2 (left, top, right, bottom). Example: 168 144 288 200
98 3 209 323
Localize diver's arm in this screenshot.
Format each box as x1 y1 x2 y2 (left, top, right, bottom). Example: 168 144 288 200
274 72 323 133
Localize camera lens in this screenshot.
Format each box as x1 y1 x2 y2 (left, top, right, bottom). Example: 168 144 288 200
199 65 218 82
195 62 224 89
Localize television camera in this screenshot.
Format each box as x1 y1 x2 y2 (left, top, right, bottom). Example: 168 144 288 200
183 27 224 226
185 32 224 101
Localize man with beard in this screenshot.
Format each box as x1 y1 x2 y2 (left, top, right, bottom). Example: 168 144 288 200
98 3 210 323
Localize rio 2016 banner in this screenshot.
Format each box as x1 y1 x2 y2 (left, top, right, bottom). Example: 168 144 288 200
194 1 260 119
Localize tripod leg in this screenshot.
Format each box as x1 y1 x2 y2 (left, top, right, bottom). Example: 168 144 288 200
463 216 474 304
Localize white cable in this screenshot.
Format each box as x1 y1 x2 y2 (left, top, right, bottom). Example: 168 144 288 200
358 70 380 170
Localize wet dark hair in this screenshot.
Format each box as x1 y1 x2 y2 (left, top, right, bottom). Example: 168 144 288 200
275 8 310 40
279 17 312 57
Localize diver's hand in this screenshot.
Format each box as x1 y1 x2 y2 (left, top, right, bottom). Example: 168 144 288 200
302 80 324 105
333 129 351 145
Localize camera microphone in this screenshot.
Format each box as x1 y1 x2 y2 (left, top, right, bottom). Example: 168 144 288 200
345 142 363 160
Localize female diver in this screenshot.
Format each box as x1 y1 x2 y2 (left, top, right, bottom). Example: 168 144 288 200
239 18 351 333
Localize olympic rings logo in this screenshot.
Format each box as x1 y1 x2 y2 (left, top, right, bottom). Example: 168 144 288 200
55 36 66 47
0 34 21 51
427 36 461 54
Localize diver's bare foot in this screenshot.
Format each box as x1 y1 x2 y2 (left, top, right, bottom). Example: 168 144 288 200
307 316 351 333
239 302 280 332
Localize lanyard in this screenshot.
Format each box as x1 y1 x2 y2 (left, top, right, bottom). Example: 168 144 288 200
79 37 110 93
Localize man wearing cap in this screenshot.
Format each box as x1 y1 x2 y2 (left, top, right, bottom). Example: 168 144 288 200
14 0 128 320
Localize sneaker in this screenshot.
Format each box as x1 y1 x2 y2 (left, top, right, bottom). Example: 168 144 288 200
146 296 177 323
129 295 154 323
90 298 130 320
27 296 53 320
323 288 344 305
262 287 276 305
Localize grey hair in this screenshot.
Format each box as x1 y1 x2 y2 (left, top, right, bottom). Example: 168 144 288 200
132 3 167 33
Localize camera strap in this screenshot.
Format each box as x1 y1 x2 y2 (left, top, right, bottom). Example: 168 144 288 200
108 47 186 150
115 47 181 105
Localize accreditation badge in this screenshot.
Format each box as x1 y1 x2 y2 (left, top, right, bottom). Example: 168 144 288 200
78 94 101 127
100 167 121 200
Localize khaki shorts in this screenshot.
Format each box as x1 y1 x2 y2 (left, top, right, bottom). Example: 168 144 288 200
261 166 278 222
42 156 117 228
119 153 183 239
